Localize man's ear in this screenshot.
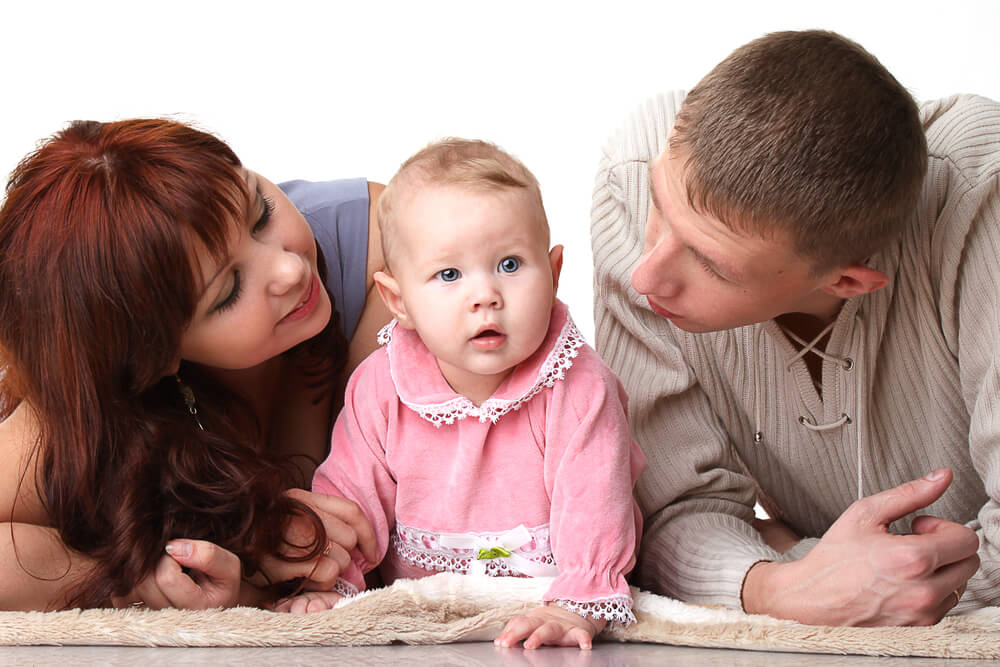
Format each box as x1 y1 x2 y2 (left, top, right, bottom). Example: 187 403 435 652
548 244 564 295
820 264 889 299
373 270 414 329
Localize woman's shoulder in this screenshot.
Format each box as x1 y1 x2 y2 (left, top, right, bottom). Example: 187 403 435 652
278 177 370 217
0 401 48 524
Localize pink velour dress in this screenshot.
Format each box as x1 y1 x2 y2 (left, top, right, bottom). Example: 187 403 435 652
313 300 647 623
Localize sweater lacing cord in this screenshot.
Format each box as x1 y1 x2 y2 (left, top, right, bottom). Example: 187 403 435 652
753 315 866 500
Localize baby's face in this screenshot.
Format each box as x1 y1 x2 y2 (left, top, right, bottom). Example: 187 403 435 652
384 184 560 400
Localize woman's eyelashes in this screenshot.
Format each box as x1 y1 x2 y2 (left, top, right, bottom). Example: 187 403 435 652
215 270 242 312
253 195 275 234
212 194 277 313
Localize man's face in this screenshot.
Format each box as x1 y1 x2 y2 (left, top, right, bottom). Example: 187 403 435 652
631 142 841 333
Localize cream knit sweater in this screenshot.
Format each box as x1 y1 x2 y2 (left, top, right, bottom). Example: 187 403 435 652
592 92 1000 611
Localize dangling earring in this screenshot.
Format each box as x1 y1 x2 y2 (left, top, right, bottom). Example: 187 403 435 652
175 375 206 431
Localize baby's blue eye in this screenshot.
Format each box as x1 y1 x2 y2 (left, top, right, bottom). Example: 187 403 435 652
437 268 461 282
499 257 520 273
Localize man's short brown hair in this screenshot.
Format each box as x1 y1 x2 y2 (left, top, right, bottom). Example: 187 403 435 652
670 30 927 271
377 138 547 268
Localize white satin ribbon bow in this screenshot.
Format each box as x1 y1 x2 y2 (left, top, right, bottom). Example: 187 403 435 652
438 524 559 578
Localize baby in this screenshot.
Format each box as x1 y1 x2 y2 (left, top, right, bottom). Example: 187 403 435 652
283 139 646 649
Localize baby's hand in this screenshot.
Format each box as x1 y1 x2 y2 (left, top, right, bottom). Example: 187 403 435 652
494 603 606 650
273 590 343 614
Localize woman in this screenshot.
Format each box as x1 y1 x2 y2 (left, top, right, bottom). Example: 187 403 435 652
0 118 391 610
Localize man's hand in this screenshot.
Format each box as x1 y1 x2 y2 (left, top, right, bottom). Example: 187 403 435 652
743 468 979 626
494 604 607 649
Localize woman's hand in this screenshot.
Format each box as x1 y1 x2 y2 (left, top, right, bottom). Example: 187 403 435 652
113 539 242 610
254 488 377 591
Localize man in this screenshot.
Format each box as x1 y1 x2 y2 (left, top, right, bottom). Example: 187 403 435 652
592 30 998 626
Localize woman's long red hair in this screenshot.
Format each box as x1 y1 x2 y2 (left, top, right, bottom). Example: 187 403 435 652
0 119 333 607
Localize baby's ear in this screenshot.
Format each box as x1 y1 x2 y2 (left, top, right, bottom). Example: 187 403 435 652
548 244 564 295
373 270 414 328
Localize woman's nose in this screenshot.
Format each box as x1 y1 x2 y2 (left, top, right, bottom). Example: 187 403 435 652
268 249 308 296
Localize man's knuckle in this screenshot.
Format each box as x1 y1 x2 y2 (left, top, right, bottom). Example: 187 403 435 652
891 548 934 579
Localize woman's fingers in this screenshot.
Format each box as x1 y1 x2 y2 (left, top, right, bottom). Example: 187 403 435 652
257 542 349 590
285 488 378 563
158 539 242 609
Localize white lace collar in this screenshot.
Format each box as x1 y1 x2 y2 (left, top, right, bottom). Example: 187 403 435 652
376 300 585 427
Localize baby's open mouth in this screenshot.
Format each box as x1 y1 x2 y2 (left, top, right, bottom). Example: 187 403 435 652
474 329 502 338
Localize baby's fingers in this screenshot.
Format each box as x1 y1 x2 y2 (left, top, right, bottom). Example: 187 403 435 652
275 591 342 615
523 621 591 650
495 614 544 648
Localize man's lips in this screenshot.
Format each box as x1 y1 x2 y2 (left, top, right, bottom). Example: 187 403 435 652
646 297 679 319
280 274 320 324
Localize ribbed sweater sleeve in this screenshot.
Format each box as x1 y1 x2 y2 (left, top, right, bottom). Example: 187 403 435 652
591 92 780 607
932 96 1000 609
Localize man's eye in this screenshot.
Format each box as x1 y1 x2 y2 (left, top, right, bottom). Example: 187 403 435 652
498 257 520 273
436 268 461 282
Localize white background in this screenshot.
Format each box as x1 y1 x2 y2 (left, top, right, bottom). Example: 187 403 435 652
2 0 997 343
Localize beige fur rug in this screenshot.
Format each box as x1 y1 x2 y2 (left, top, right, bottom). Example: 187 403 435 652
0 573 996 658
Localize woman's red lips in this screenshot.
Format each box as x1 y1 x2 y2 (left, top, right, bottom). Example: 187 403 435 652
280 274 320 323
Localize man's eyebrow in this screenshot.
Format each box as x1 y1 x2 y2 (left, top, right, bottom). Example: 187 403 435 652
689 245 744 283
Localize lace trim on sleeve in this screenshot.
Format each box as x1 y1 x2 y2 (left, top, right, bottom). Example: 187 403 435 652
333 577 360 598
553 595 636 625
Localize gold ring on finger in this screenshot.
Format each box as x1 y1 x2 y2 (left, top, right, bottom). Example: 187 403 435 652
322 540 334 557
952 588 962 606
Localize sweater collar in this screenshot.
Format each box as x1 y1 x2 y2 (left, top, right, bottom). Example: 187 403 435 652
376 299 585 426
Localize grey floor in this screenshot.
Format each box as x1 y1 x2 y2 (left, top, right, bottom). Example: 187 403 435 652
1 643 995 666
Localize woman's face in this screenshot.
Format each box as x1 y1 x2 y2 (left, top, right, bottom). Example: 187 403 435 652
179 170 332 370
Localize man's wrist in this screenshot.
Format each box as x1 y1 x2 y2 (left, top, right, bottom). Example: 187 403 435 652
741 559 779 615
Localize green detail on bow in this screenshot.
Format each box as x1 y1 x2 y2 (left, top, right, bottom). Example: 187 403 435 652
476 546 512 560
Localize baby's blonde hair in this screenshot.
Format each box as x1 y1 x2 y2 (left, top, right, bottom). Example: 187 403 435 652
377 138 548 268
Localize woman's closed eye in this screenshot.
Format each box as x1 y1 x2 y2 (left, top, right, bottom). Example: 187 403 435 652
212 194 276 313
253 195 275 235
214 270 242 312
436 268 461 282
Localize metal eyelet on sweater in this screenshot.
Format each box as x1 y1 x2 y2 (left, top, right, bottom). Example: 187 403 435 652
798 415 807 425
842 358 854 371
